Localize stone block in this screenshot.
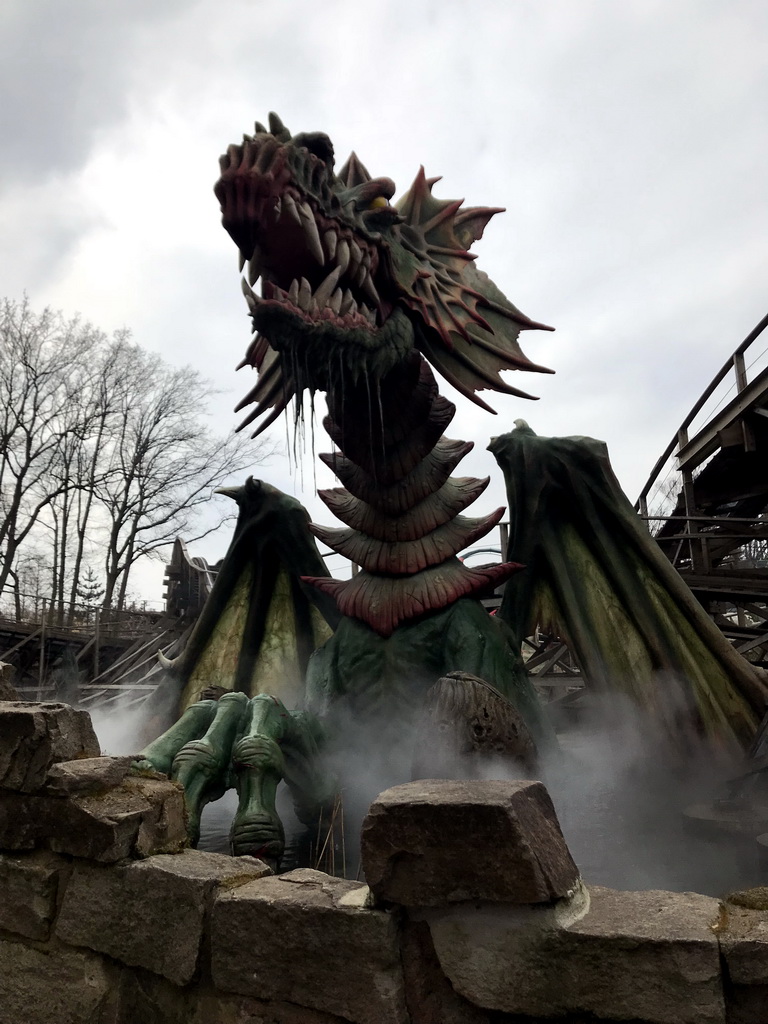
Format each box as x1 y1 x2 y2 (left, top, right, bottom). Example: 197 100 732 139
45 755 134 795
0 937 119 1024
428 884 725 1024
0 790 46 850
0 774 187 861
361 779 579 906
718 898 768 985
56 849 271 986
116 970 357 1024
0 849 69 940
0 701 100 792
211 868 408 1024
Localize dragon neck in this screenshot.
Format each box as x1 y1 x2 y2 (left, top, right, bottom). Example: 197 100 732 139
302 352 522 637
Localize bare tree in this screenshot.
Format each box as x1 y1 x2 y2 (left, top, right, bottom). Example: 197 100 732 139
62 332 134 620
0 298 269 620
0 298 103 604
95 347 263 612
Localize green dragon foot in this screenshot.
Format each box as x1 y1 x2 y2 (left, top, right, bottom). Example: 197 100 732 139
135 691 335 865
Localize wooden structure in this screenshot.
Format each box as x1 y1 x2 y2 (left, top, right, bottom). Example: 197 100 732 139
163 538 218 619
0 606 178 702
636 313 768 670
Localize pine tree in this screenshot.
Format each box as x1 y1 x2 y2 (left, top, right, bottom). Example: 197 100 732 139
76 566 105 614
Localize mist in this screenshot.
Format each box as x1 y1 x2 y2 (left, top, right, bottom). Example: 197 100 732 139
85 678 762 897
541 691 754 897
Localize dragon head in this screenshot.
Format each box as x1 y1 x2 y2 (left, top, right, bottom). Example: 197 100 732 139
214 112 554 435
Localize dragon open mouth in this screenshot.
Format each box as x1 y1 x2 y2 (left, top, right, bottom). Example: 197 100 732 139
244 188 387 332
215 118 396 338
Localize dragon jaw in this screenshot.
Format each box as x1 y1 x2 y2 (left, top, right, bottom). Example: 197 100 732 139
214 112 554 436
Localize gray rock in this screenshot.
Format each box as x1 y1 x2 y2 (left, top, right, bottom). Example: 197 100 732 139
429 884 725 1024
0 701 100 792
0 938 119 1024
718 900 768 985
211 868 408 1024
0 662 18 701
56 849 271 986
0 850 70 940
361 779 579 906
0 790 46 849
0 774 187 861
400 919 491 1023
45 755 134 795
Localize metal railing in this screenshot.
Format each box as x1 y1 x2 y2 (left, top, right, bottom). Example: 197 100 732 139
636 312 768 518
642 513 768 576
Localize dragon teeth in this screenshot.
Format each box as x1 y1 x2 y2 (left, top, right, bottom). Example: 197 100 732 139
273 196 282 220
353 262 367 288
288 279 299 305
348 240 362 279
361 272 380 306
241 277 260 311
323 229 337 262
336 239 350 276
299 203 325 265
313 264 343 306
329 288 342 314
340 289 354 315
283 194 302 226
298 277 312 311
248 256 261 286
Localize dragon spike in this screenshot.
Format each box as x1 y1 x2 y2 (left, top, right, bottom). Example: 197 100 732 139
422 198 465 237
337 151 372 187
389 163 555 394
396 166 430 223
454 206 505 248
268 112 291 141
254 120 267 134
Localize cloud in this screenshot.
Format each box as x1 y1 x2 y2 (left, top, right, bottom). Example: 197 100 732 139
0 1 193 186
3 0 768 600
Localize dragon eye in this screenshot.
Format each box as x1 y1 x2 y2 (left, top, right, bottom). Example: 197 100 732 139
368 195 389 210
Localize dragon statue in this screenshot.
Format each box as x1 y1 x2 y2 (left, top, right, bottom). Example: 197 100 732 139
137 113 767 864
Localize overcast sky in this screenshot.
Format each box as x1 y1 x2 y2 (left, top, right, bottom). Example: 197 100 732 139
3 0 767 601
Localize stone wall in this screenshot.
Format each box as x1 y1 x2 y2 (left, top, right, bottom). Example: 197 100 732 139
1 700 767 1024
